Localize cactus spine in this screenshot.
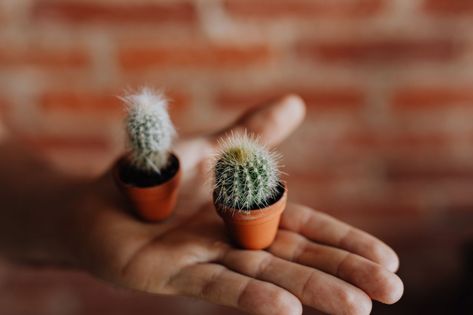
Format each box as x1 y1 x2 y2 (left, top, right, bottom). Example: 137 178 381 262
214 133 281 211
120 87 176 173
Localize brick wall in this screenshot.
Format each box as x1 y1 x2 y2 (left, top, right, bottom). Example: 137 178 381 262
1 1 473 314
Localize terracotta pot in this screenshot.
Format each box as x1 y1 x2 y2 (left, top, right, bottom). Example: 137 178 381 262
214 184 287 250
113 153 181 222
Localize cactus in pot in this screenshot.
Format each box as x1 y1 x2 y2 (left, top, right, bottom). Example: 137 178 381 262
213 133 287 249
123 88 176 175
113 87 181 222
214 133 281 211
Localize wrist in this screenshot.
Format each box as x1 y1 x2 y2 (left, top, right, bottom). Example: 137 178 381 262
3 180 83 267
0 141 90 268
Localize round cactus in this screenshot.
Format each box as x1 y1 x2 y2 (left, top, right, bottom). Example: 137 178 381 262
120 87 176 173
214 133 281 211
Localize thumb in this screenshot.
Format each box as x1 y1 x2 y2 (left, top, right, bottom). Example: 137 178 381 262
214 94 306 147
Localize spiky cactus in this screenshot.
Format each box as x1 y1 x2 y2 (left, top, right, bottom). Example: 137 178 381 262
120 87 176 173
214 133 281 211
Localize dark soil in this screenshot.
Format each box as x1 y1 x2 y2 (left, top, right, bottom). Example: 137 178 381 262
119 154 179 188
248 182 286 211
214 182 286 211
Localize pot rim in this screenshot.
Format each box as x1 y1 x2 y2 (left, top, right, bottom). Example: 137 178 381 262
214 182 287 223
113 152 180 191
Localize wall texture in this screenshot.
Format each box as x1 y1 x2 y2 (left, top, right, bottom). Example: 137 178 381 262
0 0 472 314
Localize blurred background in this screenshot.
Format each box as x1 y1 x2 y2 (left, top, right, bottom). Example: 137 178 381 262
0 0 472 314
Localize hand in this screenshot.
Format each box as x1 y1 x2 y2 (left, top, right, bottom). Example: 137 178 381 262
69 95 403 315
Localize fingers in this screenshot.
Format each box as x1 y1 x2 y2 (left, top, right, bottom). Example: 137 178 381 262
269 230 404 304
215 94 306 147
222 251 372 315
167 263 302 315
281 203 400 272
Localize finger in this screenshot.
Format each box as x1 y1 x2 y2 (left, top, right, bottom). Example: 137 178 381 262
166 263 302 315
175 94 306 171
281 203 400 272
214 94 306 147
222 250 372 315
174 137 215 173
269 230 404 304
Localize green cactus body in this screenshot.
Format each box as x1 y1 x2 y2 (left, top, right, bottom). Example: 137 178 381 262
120 88 176 173
214 134 281 211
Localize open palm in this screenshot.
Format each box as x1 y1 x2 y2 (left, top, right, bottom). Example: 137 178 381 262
71 95 403 315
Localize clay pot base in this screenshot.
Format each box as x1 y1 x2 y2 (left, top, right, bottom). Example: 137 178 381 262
215 183 288 250
114 154 181 222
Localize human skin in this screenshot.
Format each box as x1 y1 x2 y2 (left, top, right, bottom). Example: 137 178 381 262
0 95 403 315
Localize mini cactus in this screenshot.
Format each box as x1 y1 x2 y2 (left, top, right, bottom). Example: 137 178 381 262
120 87 176 173
214 133 281 211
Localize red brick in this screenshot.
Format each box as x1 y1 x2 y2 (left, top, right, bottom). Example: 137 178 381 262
0 48 89 69
0 97 7 108
385 160 473 181
39 89 188 114
445 205 473 214
392 87 473 109
0 97 9 120
40 91 122 114
217 87 365 110
119 43 272 70
0 9 6 27
22 135 110 152
32 1 197 24
388 133 451 148
424 0 473 15
342 132 451 149
298 39 460 63
289 176 424 216
224 0 383 18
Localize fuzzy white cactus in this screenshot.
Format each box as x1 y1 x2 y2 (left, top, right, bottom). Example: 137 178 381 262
120 87 176 173
214 132 281 210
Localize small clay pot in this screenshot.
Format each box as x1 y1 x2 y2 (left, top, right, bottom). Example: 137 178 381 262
214 184 287 250
113 153 181 222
